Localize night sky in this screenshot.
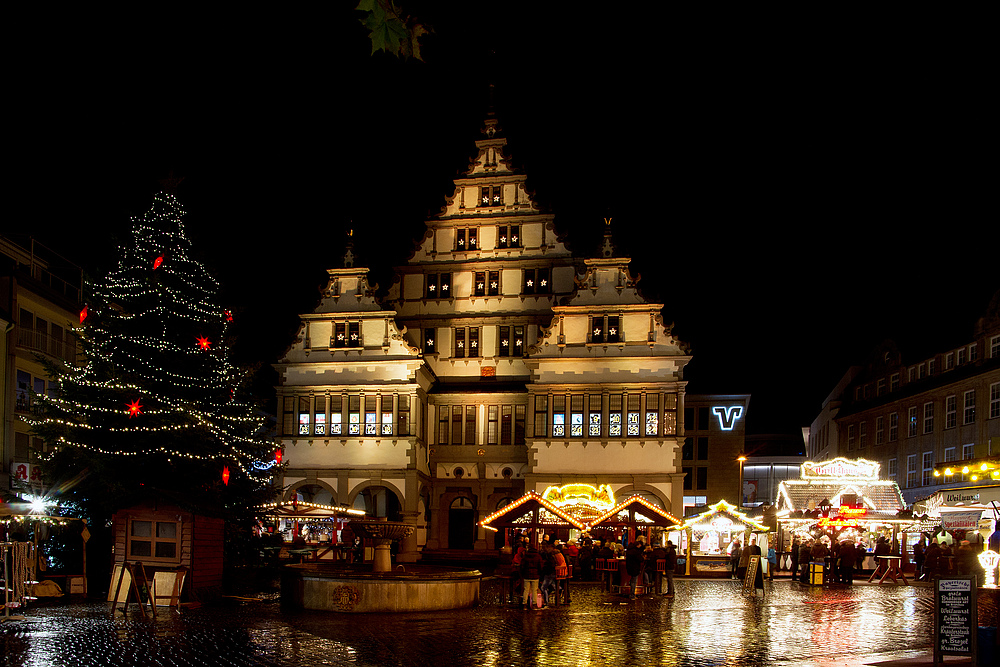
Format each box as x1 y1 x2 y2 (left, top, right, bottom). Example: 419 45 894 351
9 6 996 439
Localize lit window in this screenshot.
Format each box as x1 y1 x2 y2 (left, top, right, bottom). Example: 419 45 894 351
423 328 436 354
315 396 326 435
570 395 584 437
426 273 452 299
496 223 520 248
646 393 659 436
455 227 478 250
627 394 640 436
523 267 549 295
609 395 622 437
480 186 502 208
552 395 566 437
330 396 342 435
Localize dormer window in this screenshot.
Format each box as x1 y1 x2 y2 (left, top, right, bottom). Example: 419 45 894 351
455 227 478 250
522 267 550 295
426 273 452 299
497 224 520 249
480 186 502 207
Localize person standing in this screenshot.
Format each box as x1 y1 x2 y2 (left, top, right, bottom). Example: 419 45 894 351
790 537 800 580
730 540 743 580
799 540 813 583
912 535 926 579
663 540 677 597
520 544 543 610
767 542 777 580
625 538 645 599
839 539 857 585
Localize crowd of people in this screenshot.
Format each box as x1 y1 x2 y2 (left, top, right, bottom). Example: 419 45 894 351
506 532 679 609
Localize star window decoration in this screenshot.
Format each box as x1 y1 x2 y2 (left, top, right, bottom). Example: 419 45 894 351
490 281 498 289
515 338 522 346
482 196 489 204
540 279 547 287
526 279 533 287
337 333 345 340
493 194 501 203
441 284 448 292
428 284 436 292
511 234 518 243
594 327 602 336
457 341 464 348
501 339 509 346
458 238 464 246
471 340 477 348
477 282 484 290
500 235 507 243
609 327 617 335
350 333 358 341
426 338 434 346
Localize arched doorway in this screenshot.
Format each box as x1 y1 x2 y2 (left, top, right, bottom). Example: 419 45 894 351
448 497 475 550
353 486 401 520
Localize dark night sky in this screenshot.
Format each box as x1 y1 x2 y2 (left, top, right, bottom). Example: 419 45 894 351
7 6 996 439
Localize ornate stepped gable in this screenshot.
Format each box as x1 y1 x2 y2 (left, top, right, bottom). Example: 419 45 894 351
387 110 578 382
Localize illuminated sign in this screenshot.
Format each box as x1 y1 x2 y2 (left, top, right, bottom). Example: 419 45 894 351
712 406 744 430
980 551 1000 588
838 506 867 517
542 483 615 510
819 517 863 528
802 458 879 480
710 516 734 531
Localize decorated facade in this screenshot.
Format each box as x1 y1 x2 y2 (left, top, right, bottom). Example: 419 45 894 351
274 110 732 559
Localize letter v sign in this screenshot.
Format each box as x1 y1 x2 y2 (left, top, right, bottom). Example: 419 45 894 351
712 406 743 430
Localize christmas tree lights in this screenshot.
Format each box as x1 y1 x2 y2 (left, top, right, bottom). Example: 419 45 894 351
28 192 278 520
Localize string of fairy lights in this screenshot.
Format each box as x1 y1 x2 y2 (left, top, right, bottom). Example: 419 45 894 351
28 192 278 487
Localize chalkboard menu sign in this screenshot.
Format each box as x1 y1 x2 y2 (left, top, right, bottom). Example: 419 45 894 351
934 576 977 663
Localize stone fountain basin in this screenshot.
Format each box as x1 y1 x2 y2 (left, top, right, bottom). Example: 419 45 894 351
284 562 482 613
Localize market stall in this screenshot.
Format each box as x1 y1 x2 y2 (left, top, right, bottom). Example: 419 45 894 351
675 500 769 577
480 490 587 548
775 457 907 571
259 500 366 561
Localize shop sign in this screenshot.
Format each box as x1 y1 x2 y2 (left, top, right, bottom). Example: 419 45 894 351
710 516 734 531
819 517 863 528
940 510 983 531
712 406 743 430
801 458 879 480
9 462 43 483
944 492 980 503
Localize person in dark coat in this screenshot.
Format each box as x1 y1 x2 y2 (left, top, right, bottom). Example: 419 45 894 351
956 540 980 584
520 545 543 610
922 540 941 580
790 537 800 579
912 535 926 578
799 540 813 582
838 539 857 585
663 541 677 597
578 540 593 581
730 540 743 579
625 539 645 599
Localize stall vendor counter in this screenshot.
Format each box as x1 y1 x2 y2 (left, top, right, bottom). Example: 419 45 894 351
688 553 733 577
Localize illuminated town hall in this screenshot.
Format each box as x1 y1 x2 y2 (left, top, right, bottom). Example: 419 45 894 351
273 111 749 560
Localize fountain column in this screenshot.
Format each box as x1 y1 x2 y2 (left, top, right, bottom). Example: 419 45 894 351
397 511 420 563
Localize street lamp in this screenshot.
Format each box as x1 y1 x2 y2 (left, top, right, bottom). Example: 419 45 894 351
737 455 747 508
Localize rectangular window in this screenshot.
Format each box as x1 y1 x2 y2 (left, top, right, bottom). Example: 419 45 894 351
534 395 547 438
682 438 693 461
958 348 966 365
452 406 463 444
455 227 477 250
946 352 955 370
859 421 867 449
397 395 410 436
465 406 476 445
609 394 622 436
298 397 310 435
552 395 566 437
481 186 502 208
589 394 602 436
683 466 693 491
514 405 526 446
488 405 498 444
944 447 956 482
426 273 451 299
663 393 677 435
501 405 513 444
969 343 977 362
474 271 486 296
522 268 549 294
627 394 640 436
922 451 933 486
365 396 378 435
314 396 326 435
282 396 295 435
468 327 480 357
847 424 855 450
876 378 885 396
496 223 520 247
570 395 584 437
906 454 916 489
438 407 449 444
646 393 659 436
946 395 957 429
991 382 1000 419
888 412 898 442
591 316 604 344
454 327 465 358
330 396 343 435
890 373 900 392
349 395 361 435
497 325 524 358
488 270 499 296
923 402 934 434
887 458 897 482
964 390 976 424
423 328 436 354
991 335 1000 359
128 519 180 563
696 467 708 491
607 316 620 344
875 416 884 445
963 443 974 460
908 407 918 437
697 437 708 461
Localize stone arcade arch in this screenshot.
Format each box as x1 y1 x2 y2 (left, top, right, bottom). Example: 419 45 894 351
349 481 404 521
285 480 337 505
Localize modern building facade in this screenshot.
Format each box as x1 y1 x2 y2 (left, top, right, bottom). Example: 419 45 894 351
0 235 83 495
820 291 1000 505
273 112 748 558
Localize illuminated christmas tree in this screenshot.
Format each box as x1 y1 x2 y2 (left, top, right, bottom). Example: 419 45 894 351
30 192 278 522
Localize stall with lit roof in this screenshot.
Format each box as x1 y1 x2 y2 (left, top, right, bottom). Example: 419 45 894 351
775 457 911 570
479 490 587 547
674 500 769 576
259 500 367 560
585 495 682 546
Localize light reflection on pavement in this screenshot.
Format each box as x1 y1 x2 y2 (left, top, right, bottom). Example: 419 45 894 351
0 578 937 667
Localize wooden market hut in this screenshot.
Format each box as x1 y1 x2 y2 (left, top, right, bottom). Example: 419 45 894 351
111 501 222 601
480 491 586 548
676 500 770 577
586 495 682 546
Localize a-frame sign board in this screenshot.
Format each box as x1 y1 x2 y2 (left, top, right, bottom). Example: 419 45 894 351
743 555 764 595
108 561 156 618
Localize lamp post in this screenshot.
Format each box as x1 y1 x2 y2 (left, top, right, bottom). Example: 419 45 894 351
737 455 747 508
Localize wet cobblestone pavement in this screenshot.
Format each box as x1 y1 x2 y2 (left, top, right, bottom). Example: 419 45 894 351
1 579 938 667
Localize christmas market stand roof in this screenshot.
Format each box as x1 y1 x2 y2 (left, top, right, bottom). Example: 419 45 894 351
586 495 682 531
260 500 367 521
0 501 82 527
676 500 770 533
775 457 905 519
480 491 587 530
